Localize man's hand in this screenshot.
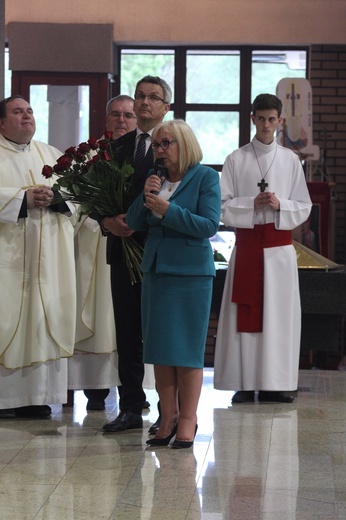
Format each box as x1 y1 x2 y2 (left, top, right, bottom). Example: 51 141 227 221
26 186 54 209
254 191 280 211
268 192 280 211
102 213 135 237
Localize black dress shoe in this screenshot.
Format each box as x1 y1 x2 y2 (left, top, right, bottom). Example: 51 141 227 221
258 391 295 403
231 391 255 404
86 400 105 411
146 424 178 447
15 405 52 418
102 411 143 432
148 415 162 434
171 424 198 449
0 409 16 419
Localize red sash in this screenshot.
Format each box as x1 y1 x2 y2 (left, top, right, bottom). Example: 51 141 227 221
232 224 292 332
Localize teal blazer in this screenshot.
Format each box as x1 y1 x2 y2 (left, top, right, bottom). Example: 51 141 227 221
126 163 221 276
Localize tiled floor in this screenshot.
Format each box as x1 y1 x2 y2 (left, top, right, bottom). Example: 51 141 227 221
0 368 345 519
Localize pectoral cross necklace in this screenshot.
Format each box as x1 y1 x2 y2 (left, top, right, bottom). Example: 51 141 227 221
251 142 277 192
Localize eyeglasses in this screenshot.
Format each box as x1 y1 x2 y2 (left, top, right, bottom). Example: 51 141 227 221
151 139 177 151
134 93 166 104
108 111 137 120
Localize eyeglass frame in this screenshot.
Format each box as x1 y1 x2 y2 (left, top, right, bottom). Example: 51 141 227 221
151 139 177 151
134 93 167 104
107 111 137 120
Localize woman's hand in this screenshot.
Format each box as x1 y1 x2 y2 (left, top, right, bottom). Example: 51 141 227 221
144 174 169 216
144 174 164 196
144 192 170 217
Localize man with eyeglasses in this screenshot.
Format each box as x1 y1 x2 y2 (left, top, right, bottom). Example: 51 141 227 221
105 94 137 140
71 94 153 412
102 76 172 433
69 95 138 413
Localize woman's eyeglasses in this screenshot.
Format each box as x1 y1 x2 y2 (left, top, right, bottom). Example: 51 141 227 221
151 139 177 151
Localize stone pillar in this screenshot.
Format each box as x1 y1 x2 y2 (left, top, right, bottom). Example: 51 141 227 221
47 85 81 151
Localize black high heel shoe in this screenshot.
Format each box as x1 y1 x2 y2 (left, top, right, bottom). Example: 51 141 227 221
146 424 178 447
171 424 198 449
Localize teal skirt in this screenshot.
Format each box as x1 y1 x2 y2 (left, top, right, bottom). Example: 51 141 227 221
141 272 213 368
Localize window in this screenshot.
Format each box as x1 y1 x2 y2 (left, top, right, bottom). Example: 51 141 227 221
250 49 307 139
185 50 240 164
120 49 175 102
186 50 240 104
4 45 307 163
118 45 308 169
4 47 11 98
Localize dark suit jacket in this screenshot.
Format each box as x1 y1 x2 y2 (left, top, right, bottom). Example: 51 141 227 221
106 130 154 265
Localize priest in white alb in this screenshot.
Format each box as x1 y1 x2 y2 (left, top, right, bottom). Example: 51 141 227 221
214 93 312 404
0 95 76 418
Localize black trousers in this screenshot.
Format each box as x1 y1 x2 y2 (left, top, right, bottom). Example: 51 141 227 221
84 389 110 401
110 259 146 415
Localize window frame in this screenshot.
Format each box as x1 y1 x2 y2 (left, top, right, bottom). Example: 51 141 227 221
116 44 309 170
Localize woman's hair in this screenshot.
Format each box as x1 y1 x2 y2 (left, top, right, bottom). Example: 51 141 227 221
152 119 203 173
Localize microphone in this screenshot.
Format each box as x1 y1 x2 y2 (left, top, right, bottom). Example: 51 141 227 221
152 158 167 194
154 158 167 180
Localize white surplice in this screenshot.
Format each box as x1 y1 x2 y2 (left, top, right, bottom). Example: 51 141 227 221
214 138 312 392
0 135 76 408
68 216 120 390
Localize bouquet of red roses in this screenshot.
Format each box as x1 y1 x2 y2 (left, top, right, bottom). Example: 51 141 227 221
42 132 143 284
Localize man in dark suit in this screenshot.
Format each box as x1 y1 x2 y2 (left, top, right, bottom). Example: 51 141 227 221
102 76 172 432
80 94 138 412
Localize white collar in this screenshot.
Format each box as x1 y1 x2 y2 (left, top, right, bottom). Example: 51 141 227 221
252 136 277 153
136 128 153 139
5 138 31 152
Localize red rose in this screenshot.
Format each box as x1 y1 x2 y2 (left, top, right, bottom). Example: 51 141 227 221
54 155 72 172
78 142 91 154
42 165 54 178
54 163 65 173
98 139 108 151
104 130 113 140
88 137 99 150
58 155 72 167
64 146 77 158
74 150 85 162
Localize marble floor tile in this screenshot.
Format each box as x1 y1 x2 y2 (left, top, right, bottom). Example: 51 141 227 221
0 369 344 519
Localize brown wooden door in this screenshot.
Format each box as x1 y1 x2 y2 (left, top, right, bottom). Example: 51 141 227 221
11 71 116 140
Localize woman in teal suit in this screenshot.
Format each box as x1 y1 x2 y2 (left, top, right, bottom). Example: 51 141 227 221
126 120 221 448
